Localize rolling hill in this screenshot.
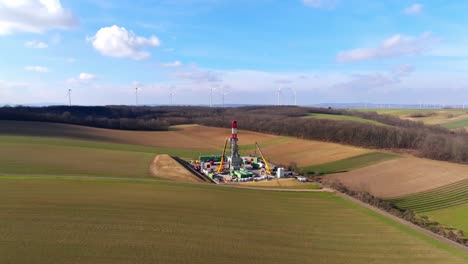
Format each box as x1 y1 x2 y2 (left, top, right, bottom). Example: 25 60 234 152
0 120 371 168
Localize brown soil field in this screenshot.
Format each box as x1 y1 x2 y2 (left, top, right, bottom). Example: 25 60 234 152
442 113 468 123
325 157 468 198
258 138 369 167
149 154 204 183
0 121 275 150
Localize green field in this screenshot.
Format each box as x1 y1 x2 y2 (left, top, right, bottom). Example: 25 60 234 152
442 119 468 129
0 176 466 264
358 109 468 116
303 152 400 174
358 109 468 127
307 113 387 126
0 135 213 178
424 204 468 235
388 179 468 233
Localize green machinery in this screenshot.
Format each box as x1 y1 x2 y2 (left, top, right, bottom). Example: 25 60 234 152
232 168 254 178
199 155 222 163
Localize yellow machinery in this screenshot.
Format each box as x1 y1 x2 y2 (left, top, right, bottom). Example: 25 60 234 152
255 142 271 175
217 138 229 172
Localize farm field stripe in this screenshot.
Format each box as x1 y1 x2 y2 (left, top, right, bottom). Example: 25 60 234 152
1 175 465 255
390 179 468 201
0 177 466 263
388 179 468 212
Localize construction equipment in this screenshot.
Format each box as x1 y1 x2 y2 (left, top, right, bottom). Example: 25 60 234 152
255 142 271 175
217 138 229 172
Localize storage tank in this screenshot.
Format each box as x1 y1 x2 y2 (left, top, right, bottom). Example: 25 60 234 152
277 167 284 178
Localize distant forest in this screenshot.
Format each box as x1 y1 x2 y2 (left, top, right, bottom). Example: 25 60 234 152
1 105 467 164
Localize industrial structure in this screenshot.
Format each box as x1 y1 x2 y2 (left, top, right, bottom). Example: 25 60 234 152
191 120 303 184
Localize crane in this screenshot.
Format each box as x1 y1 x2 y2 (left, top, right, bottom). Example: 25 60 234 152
255 142 271 175
217 138 229 172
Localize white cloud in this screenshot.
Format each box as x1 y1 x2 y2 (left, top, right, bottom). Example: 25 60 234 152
24 66 49 73
87 25 160 60
162 60 182 67
334 73 399 90
25 40 48 49
302 0 335 9
337 32 436 62
404 3 423 15
67 73 96 83
78 73 95 81
0 0 77 35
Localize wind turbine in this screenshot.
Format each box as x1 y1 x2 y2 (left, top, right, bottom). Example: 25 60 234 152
276 87 282 106
135 86 139 106
169 86 176 105
68 88 72 106
210 86 216 107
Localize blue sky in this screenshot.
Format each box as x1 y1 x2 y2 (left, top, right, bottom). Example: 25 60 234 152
1 0 468 106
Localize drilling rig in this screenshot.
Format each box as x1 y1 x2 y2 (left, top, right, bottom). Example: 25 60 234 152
229 120 243 173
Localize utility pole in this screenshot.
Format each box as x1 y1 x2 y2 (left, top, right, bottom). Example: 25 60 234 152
68 88 72 106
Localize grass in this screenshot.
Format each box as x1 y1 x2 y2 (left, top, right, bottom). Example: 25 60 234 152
0 176 466 264
357 109 468 126
423 203 468 234
442 119 468 129
307 113 387 126
387 179 468 233
357 109 468 116
303 152 400 174
0 135 214 178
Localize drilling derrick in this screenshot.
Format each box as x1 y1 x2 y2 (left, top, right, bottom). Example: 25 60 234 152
230 120 243 173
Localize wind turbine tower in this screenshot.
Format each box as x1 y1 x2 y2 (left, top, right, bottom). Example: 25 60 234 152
276 87 282 106
210 86 216 107
135 86 139 106
68 88 72 106
169 87 176 105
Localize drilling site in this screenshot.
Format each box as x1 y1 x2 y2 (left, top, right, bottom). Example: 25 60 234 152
188 120 307 184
